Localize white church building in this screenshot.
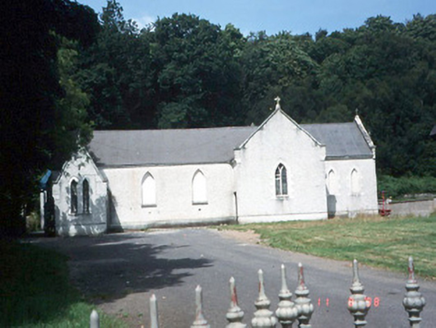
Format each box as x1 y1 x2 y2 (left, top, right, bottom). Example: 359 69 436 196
50 101 379 236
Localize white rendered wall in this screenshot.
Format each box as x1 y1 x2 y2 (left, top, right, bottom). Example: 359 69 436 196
52 152 108 236
103 163 235 229
235 110 328 223
325 158 378 217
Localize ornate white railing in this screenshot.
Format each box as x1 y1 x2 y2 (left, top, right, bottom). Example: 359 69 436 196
90 257 425 328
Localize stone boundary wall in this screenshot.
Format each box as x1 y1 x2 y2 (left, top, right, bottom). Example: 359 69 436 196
388 198 436 217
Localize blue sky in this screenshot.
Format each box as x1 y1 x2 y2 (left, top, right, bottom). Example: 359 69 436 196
79 0 435 36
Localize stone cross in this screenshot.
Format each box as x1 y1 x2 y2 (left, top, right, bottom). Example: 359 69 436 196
274 96 281 110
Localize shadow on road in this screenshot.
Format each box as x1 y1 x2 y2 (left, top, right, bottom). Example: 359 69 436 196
32 232 213 305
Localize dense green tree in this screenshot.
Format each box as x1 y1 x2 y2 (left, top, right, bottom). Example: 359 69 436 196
406 14 436 41
242 32 319 124
54 37 94 165
310 29 352 64
150 14 246 128
310 15 436 176
0 0 98 236
76 0 152 129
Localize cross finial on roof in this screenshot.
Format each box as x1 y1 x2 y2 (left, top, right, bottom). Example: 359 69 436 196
355 108 359 116
274 96 281 110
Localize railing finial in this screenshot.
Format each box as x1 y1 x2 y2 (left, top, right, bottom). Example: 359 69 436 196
226 277 247 328
191 285 210 328
276 264 298 328
90 309 100 328
294 263 314 328
252 269 278 327
403 257 426 328
150 294 159 328
347 259 370 327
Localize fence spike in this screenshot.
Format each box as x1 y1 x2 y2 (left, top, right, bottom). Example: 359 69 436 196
403 257 426 328
294 263 314 328
191 285 210 328
347 259 370 327
150 294 159 328
276 264 298 328
226 277 247 328
90 309 100 328
252 269 278 327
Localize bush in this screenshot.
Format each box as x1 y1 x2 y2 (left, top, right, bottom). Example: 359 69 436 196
26 212 41 232
378 175 436 199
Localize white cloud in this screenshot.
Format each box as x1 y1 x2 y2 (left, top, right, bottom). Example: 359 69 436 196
133 14 156 30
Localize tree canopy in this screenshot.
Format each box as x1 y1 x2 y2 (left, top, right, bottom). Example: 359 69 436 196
0 0 98 235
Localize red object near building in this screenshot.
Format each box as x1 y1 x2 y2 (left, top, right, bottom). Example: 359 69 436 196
379 190 391 216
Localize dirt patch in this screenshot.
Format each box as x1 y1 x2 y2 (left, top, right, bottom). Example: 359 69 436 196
215 228 262 245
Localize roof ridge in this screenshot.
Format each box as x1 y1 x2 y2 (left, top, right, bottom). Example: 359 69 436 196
93 126 255 133
301 121 354 126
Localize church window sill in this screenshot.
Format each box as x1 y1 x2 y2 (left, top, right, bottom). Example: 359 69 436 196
192 202 208 205
68 212 92 216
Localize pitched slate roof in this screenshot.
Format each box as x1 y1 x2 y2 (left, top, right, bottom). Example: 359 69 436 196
302 122 374 159
87 117 374 167
88 127 257 167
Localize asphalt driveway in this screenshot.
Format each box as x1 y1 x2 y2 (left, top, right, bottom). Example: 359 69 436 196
33 228 436 327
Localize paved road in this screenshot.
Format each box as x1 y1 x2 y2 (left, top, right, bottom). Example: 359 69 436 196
34 229 436 327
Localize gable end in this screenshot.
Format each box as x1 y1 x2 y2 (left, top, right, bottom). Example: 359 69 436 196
237 108 324 150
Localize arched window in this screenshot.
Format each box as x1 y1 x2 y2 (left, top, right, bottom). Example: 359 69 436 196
83 179 90 213
275 164 288 196
351 169 360 194
192 170 207 204
327 169 337 194
70 180 78 214
142 173 156 206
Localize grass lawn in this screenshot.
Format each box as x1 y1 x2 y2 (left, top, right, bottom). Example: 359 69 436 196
0 239 126 328
221 215 436 279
